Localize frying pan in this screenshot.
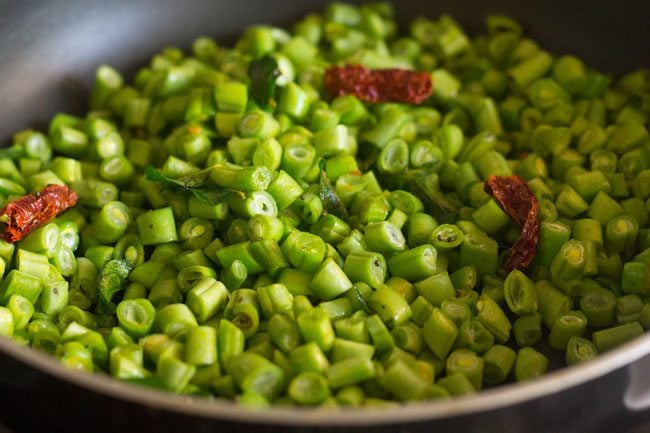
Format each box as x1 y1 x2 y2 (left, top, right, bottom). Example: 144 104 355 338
1 1 650 432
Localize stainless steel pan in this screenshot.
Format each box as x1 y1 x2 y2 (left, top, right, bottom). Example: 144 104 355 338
1 1 650 432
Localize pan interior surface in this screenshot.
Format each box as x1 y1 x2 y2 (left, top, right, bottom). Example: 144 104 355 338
2 332 650 425
1 0 650 430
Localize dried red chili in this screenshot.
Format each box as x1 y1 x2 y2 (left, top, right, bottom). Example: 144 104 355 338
484 174 540 272
0 184 79 243
324 64 432 104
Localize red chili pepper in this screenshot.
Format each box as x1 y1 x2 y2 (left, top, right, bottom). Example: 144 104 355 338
0 184 79 243
324 64 432 104
484 175 540 272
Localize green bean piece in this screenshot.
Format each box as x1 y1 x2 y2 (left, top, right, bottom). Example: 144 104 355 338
511 312 542 348
555 186 589 219
288 371 331 405
534 221 572 268
39 281 70 315
0 270 43 304
7 294 34 331
592 322 644 352
231 302 260 338
514 347 548 382
327 356 375 389
422 308 458 360
28 320 60 353
548 311 588 350
177 266 217 293
239 109 281 140
482 344 517 385
334 385 365 407
178 217 214 250
565 336 598 366
331 338 375 362
446 349 484 391
136 207 178 245
184 326 217 366
617 294 644 324
304 256 349 300
280 230 326 273
209 163 272 192
364 221 406 253
587 191 624 225
508 50 553 88
437 372 476 396
267 313 301 354
155 303 197 338
475 295 511 344
289 342 330 375
503 270 538 316
386 245 437 282
437 299 469 328
16 249 51 279
414 272 455 307
388 322 421 355
215 81 248 113
113 234 145 267
380 359 429 401
365 314 395 354
605 215 639 255
621 262 650 295
220 260 248 292
248 214 284 242
218 319 245 366
368 285 412 328
639 304 650 330
534 280 573 328
256 283 293 319
550 240 587 281
429 224 463 250
472 199 510 235
250 240 289 278
449 266 477 294
458 232 498 278
456 317 494 354
116 298 156 338
297 308 335 352
404 213 437 248
18 223 60 254
58 341 94 372
223 288 259 320
344 251 387 289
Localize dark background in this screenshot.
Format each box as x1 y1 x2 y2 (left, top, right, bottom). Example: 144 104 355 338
1 0 650 145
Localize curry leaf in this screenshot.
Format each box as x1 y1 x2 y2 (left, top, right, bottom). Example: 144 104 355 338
190 187 241 205
409 170 460 223
352 285 372 314
144 165 207 188
248 55 281 108
144 165 243 206
96 259 133 315
318 159 349 220
0 146 25 160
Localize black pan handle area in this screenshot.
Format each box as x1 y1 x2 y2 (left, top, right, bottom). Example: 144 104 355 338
1 0 649 144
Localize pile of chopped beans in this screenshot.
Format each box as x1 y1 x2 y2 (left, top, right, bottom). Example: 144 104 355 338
0 1 649 408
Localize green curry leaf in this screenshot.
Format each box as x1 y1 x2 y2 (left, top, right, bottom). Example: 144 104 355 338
318 159 349 220
96 259 133 315
248 55 281 108
144 165 244 206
